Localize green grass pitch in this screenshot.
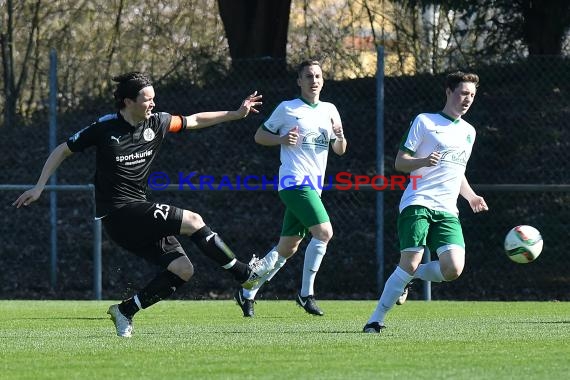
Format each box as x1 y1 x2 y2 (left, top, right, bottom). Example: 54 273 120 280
1 300 569 379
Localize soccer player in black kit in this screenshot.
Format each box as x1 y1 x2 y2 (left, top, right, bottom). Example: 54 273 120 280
13 72 275 337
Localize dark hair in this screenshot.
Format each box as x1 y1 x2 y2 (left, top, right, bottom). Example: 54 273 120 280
446 71 479 91
112 72 153 109
296 60 321 78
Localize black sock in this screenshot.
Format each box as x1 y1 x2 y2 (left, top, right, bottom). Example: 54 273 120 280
190 226 250 282
228 260 250 283
190 226 236 266
119 270 187 318
118 299 139 319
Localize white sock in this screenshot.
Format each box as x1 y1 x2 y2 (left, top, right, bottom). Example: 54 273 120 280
414 261 445 282
300 238 327 297
367 266 413 324
242 249 286 299
260 248 279 269
265 255 287 282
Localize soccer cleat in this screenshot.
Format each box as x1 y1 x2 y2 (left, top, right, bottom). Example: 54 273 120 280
396 281 413 305
362 322 385 333
107 304 133 337
234 288 255 317
241 255 273 290
295 293 324 316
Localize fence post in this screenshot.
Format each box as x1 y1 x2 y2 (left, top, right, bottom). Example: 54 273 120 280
93 223 102 300
49 48 58 288
375 45 385 293
90 184 102 300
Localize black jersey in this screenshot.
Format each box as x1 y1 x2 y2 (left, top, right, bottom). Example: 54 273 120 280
67 112 182 217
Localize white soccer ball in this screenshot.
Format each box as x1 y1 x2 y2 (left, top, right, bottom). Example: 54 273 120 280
504 225 543 264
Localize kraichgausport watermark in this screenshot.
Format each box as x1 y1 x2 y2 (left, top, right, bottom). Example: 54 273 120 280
148 171 421 191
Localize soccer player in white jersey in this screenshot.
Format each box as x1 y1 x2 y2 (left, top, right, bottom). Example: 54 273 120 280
234 59 347 317
363 71 489 333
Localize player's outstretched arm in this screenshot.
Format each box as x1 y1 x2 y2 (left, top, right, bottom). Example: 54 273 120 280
13 142 73 208
184 91 262 130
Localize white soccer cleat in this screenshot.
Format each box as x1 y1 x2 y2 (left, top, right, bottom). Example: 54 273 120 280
107 304 133 337
241 255 274 290
396 281 413 305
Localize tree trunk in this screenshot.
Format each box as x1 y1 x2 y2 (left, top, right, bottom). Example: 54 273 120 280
1 0 41 127
218 0 291 71
1 0 16 128
521 0 570 55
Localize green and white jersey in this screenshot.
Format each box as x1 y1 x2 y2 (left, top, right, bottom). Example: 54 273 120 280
263 97 340 194
399 112 476 215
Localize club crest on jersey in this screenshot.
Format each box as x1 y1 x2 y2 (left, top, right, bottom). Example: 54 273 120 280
143 128 155 142
466 134 472 144
302 131 329 150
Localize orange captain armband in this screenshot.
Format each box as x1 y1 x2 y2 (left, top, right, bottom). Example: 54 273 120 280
168 115 187 133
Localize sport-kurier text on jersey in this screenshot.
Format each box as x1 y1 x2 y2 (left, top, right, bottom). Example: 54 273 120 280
66 112 182 217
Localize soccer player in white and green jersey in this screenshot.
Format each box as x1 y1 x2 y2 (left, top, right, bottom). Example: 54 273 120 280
363 71 489 333
234 60 347 317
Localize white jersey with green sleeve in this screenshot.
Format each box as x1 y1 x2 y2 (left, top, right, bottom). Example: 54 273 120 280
263 97 340 194
399 112 476 215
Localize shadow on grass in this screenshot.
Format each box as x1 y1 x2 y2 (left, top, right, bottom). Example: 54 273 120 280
14 317 107 320
512 320 570 324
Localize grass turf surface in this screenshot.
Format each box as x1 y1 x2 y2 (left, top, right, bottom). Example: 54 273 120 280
1 300 569 379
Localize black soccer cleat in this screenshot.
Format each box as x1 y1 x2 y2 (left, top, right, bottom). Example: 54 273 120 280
295 293 324 316
234 288 255 317
362 321 386 333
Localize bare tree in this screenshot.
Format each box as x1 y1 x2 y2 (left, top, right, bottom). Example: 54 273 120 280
288 0 384 78
2 0 570 127
1 0 41 127
1 0 231 125
387 0 570 73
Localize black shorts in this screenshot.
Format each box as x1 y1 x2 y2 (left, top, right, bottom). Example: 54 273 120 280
102 201 186 267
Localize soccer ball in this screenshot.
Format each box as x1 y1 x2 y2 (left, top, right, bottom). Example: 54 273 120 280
504 225 543 264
